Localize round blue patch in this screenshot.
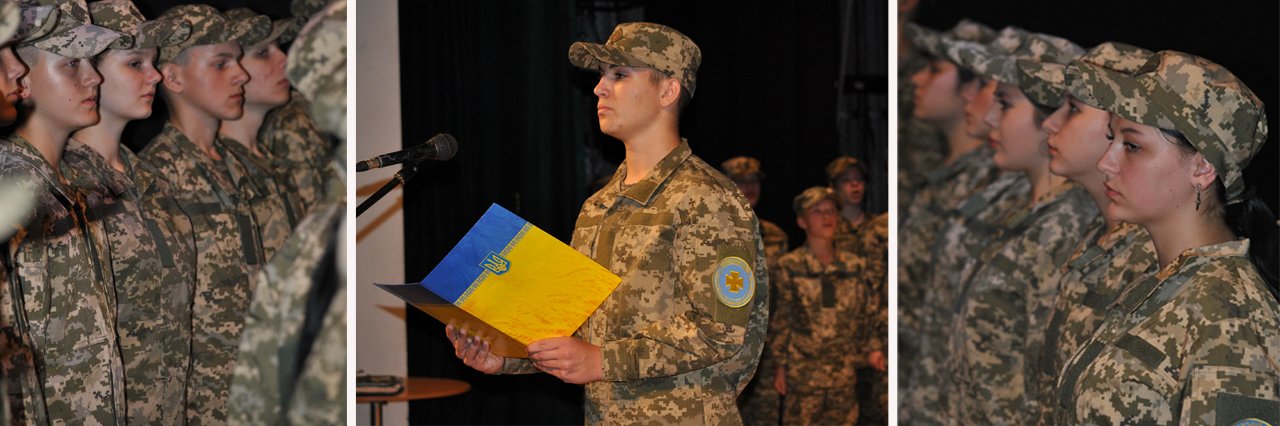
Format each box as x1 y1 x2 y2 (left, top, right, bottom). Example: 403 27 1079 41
714 256 754 308
1233 419 1271 426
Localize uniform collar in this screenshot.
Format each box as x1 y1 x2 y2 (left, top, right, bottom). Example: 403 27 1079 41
4 133 74 197
1156 238 1250 281
615 139 692 206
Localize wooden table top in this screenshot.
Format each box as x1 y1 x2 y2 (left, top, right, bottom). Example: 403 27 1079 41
356 377 470 403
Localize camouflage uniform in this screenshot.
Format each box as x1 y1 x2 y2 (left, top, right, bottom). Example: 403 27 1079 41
769 246 875 426
1056 240 1280 424
219 137 303 259
1055 49 1276 425
1032 220 1155 423
905 170 1028 424
897 146 997 395
260 92 332 214
141 123 266 425
0 136 122 426
500 141 768 425
60 140 197 425
228 1 347 423
947 182 1097 424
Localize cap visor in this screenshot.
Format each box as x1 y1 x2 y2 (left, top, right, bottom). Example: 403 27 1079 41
32 24 125 58
568 42 649 71
136 18 191 49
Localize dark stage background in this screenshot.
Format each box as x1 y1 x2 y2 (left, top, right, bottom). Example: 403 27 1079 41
913 0 1280 216
397 0 886 424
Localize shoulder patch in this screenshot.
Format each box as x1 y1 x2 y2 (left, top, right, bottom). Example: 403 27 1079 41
714 256 754 308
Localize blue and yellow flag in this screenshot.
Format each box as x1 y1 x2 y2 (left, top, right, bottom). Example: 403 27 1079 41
381 203 620 357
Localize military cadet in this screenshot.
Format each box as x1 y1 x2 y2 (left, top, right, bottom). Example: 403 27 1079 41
140 4 269 423
257 0 333 215
896 24 1002 411
1055 50 1280 425
898 20 994 212
946 31 1098 424
825 156 870 253
54 1 196 423
1029 42 1158 424
0 0 126 423
228 1 346 423
719 155 786 425
769 186 882 425
448 22 769 424
219 6 303 259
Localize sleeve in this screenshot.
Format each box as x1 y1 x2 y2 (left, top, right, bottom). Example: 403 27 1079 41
1177 281 1280 425
768 260 793 371
597 192 762 381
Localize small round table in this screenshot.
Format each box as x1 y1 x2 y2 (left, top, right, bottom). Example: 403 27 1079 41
357 377 470 425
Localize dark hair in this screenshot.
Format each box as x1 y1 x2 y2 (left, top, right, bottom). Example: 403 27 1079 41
1161 127 1279 296
955 65 979 92
1031 101 1055 127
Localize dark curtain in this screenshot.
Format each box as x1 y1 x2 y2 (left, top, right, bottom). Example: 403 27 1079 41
914 0 1280 215
397 0 872 424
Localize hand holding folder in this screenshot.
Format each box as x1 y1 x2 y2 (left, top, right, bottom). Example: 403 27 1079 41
378 204 621 358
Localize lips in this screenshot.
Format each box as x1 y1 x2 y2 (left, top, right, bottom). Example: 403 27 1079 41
1103 182 1120 200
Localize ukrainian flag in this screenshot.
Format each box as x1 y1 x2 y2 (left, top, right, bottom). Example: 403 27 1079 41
421 204 620 353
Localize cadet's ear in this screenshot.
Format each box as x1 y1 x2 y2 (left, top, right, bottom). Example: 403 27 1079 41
659 77 681 110
1188 153 1219 190
159 63 183 93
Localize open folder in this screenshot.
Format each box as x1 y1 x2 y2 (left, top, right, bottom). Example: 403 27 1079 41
377 203 621 358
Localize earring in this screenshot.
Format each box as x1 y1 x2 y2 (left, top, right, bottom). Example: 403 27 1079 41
1195 183 1202 211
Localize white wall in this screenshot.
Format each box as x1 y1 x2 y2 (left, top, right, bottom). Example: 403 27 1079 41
355 1 407 424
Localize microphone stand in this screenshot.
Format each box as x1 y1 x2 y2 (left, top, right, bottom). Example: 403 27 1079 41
357 160 424 217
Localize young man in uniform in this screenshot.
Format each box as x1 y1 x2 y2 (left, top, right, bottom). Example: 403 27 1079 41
448 22 768 424
0 0 124 423
139 4 269 423
769 187 884 425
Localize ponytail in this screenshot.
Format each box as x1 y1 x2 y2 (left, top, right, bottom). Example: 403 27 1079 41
1224 185 1280 300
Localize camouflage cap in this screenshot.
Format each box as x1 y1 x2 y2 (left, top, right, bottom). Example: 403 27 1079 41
569 22 701 97
224 8 288 46
905 18 995 58
942 26 1030 76
282 0 331 44
18 0 124 58
720 156 764 181
1067 50 1266 203
156 4 270 64
12 3 58 43
89 0 190 50
825 156 865 186
792 186 840 216
286 0 344 138
1064 42 1154 109
0 1 18 45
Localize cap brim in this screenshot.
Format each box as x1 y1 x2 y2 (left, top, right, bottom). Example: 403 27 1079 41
221 15 270 46
0 2 19 45
31 24 125 58
134 18 191 49
14 6 58 44
1068 60 1213 163
1015 59 1067 107
568 41 650 71
259 19 290 46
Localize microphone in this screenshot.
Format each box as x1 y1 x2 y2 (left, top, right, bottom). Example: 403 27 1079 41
356 134 457 172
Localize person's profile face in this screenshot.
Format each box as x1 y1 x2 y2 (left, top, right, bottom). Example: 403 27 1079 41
988 83 1048 172
178 42 249 120
24 49 103 131
835 169 865 207
239 40 289 109
963 78 997 139
592 63 664 140
733 176 762 207
912 59 964 123
0 46 27 126
1096 116 1202 226
1045 96 1111 184
97 47 162 122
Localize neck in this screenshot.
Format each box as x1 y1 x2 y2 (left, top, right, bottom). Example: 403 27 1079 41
1146 208 1236 268
620 121 680 185
943 119 984 165
218 103 270 155
841 205 864 224
71 112 128 172
1076 173 1113 230
16 115 76 168
805 236 835 265
168 101 223 157
1024 160 1067 203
